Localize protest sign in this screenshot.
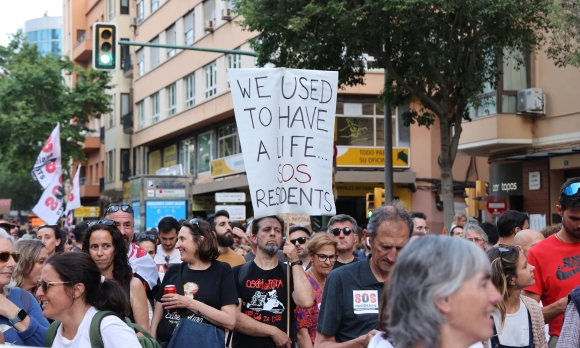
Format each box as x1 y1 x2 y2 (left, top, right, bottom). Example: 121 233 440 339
32 168 64 225
31 123 62 189
228 68 338 218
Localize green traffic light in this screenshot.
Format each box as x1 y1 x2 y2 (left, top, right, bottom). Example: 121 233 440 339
368 210 373 218
100 53 113 65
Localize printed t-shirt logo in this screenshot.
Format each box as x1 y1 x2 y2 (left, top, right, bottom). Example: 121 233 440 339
556 254 580 280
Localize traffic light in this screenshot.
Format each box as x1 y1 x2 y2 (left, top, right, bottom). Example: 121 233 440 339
374 187 385 207
366 192 375 218
93 23 117 70
464 187 477 217
475 180 487 210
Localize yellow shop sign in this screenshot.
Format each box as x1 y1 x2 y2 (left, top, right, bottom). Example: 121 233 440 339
336 146 410 168
210 153 246 178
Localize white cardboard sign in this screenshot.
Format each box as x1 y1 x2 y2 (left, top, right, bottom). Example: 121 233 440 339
228 68 338 218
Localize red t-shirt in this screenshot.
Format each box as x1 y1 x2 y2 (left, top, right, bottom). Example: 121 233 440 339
525 234 580 337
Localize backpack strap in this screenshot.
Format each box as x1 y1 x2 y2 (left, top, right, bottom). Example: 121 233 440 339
89 311 116 348
44 320 62 347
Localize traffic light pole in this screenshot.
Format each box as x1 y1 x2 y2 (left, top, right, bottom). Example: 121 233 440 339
383 71 393 202
118 41 258 57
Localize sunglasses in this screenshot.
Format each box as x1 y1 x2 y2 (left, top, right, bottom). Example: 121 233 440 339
105 205 134 217
87 219 117 228
0 251 20 263
290 237 309 245
136 233 157 243
563 183 580 196
186 218 201 230
37 280 71 293
330 227 353 236
38 224 59 231
314 253 338 262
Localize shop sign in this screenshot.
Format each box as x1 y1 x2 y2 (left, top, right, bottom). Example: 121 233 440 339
336 147 410 168
490 162 523 196
191 196 215 211
215 205 246 221
74 206 100 218
210 153 246 178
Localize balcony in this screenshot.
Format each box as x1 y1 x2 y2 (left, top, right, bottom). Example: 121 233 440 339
80 176 100 199
82 136 100 154
99 178 105 192
458 114 534 157
72 33 92 63
122 55 133 78
122 112 133 134
100 126 105 144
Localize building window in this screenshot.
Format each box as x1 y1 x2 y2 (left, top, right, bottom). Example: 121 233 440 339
108 94 115 128
204 0 216 23
469 47 529 118
184 11 195 46
335 103 398 147
151 36 159 69
120 149 130 181
137 1 144 22
197 131 212 173
151 93 160 123
205 62 217 98
120 38 130 67
120 0 129 14
228 53 241 69
179 137 196 175
121 93 130 121
106 150 115 183
151 0 159 13
166 25 176 57
137 48 144 76
108 0 115 20
218 123 240 158
137 101 145 130
185 74 195 108
167 84 177 116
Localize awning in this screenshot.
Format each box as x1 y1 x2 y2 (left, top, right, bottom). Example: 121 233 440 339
335 170 416 184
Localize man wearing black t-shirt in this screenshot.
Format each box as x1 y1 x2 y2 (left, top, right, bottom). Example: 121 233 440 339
232 215 314 348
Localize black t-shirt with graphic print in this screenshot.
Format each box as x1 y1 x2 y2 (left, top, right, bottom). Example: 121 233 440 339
232 261 295 348
155 260 238 343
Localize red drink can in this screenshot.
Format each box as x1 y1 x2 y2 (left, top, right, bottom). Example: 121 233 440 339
164 285 176 295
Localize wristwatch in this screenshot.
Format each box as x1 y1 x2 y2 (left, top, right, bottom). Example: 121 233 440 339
290 260 303 267
8 309 27 326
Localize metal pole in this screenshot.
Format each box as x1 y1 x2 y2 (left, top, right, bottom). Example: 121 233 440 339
384 71 393 201
118 41 257 57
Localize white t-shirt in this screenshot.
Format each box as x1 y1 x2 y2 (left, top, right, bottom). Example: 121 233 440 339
367 332 484 348
154 245 181 264
488 298 530 346
51 307 142 348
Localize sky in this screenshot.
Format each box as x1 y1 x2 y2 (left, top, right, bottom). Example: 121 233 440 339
0 0 63 46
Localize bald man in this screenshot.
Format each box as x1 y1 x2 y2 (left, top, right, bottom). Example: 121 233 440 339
514 229 545 257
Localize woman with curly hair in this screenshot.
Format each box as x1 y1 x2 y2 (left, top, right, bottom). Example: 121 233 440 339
82 220 150 333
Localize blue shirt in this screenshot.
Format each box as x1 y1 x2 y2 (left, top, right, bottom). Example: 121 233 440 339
0 287 49 346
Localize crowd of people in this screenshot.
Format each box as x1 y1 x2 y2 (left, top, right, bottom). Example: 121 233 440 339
1 177 580 347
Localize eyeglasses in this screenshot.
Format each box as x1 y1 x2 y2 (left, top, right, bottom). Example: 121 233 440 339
105 205 134 217
87 219 117 228
185 218 201 231
467 237 484 243
290 237 309 245
37 280 71 293
0 223 16 232
0 251 20 263
563 183 580 196
315 253 338 262
330 227 353 236
136 233 157 243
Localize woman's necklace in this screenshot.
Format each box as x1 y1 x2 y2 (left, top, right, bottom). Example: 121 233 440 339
308 269 325 290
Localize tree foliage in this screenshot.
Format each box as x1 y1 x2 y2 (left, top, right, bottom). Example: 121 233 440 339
234 0 553 228
0 31 112 176
547 0 580 67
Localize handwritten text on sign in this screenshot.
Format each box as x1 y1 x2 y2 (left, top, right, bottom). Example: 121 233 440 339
228 68 338 218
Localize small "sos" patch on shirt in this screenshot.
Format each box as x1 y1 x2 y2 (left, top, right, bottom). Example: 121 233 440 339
353 290 379 314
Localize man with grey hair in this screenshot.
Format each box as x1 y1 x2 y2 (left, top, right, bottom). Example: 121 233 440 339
315 202 412 347
463 222 488 250
327 214 359 269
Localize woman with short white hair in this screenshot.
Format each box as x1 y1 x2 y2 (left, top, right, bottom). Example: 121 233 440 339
369 235 501 348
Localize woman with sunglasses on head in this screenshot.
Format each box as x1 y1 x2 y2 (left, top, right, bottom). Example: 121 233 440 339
38 252 141 347
294 233 337 348
81 220 151 333
135 234 157 259
0 230 49 346
150 219 238 346
486 245 547 348
13 239 48 295
36 224 64 256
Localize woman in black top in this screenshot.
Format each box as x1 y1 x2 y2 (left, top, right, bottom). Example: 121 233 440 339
82 220 150 333
151 218 238 344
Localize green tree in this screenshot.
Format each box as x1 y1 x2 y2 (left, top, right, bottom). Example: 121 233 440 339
234 0 552 229
547 0 580 67
0 170 42 218
0 30 112 177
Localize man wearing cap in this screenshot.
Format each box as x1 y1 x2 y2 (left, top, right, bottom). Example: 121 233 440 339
327 214 359 269
104 204 160 300
289 225 311 270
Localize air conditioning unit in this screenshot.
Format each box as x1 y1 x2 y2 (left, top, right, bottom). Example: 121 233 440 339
517 88 544 114
204 20 214 32
130 17 138 26
222 8 232 20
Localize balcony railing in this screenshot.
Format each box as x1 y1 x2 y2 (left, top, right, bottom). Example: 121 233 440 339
121 170 131 182
80 176 100 186
99 178 105 192
122 112 133 134
122 55 133 77
76 32 86 47
100 126 105 144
